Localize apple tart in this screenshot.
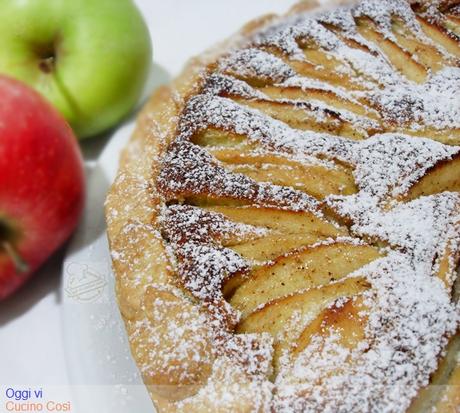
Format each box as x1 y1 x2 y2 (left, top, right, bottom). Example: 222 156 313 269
105 0 460 411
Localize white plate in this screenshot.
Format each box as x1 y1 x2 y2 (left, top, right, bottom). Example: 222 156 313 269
61 64 170 413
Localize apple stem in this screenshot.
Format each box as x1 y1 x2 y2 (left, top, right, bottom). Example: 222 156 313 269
1 241 29 274
38 57 55 74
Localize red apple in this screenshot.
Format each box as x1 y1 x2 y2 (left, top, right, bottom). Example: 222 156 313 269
0 75 85 300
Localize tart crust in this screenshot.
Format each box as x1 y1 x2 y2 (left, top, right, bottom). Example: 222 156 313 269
106 1 460 411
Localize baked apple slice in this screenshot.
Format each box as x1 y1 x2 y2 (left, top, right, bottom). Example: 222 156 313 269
229 241 381 316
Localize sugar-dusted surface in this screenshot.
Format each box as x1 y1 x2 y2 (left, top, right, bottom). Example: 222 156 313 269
107 0 460 412
367 68 460 130
275 251 459 413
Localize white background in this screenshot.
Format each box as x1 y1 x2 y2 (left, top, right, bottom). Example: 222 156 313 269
0 0 298 400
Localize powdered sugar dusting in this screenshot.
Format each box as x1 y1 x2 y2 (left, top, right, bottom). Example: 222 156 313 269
350 133 459 199
220 48 295 83
110 0 460 411
365 67 460 130
158 140 321 212
275 251 459 413
178 94 357 162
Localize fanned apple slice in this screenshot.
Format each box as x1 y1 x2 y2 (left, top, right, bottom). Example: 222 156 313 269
283 59 369 91
397 127 460 146
301 47 346 71
204 206 346 236
355 17 428 83
236 277 370 338
417 17 460 58
210 148 357 199
229 241 381 317
431 357 460 413
272 295 369 377
207 205 347 265
235 98 367 140
227 163 355 199
258 44 364 90
304 29 384 89
292 295 368 356
400 154 460 201
184 195 251 208
431 361 460 413
299 38 367 78
258 85 378 119
409 333 460 413
444 15 460 37
325 24 375 54
191 128 254 149
391 19 450 71
231 232 333 263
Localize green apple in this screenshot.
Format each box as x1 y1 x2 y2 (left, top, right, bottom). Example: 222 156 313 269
0 0 152 138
